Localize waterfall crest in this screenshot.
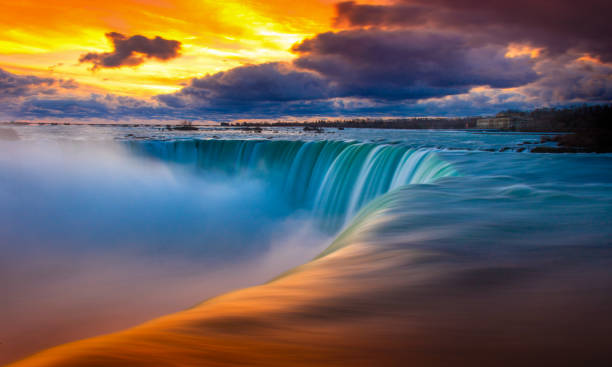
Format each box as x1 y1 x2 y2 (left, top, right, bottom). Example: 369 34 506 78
127 140 457 230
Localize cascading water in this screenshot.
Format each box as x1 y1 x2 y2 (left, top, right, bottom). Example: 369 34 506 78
5 127 612 367
126 139 458 231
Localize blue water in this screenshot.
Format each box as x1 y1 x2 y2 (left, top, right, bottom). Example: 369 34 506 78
10 124 547 151
125 139 456 230
1 125 611 363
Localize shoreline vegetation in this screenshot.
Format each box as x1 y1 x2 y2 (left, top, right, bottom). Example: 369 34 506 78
232 105 612 153
2 105 611 152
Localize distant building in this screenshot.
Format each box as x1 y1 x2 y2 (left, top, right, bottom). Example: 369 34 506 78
476 112 530 130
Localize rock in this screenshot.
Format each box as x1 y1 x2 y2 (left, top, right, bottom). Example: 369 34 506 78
530 146 582 153
237 127 262 133
538 130 612 153
171 125 199 131
303 126 324 133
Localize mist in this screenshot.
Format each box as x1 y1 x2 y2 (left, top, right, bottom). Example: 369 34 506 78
0 140 330 364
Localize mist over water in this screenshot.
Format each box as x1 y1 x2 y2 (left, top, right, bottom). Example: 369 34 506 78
2 126 612 365
127 139 456 231
0 140 330 363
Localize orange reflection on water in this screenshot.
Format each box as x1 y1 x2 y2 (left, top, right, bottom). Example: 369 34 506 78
10 235 612 366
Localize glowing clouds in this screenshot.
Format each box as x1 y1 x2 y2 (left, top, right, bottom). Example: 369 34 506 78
292 30 538 100
333 0 612 61
79 32 182 70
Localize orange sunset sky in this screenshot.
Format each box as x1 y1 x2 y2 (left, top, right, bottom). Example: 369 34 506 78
0 0 610 120
0 0 336 96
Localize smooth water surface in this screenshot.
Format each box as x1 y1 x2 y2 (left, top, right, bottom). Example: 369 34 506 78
1 125 611 364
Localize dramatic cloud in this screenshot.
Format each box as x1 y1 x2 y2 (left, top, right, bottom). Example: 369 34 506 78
0 68 80 111
157 30 539 114
335 1 612 61
2 1 611 120
0 68 172 121
79 32 181 69
292 29 537 100
179 62 331 102
524 56 612 104
3 0 611 122
1 69 59 99
17 94 162 119
156 62 337 116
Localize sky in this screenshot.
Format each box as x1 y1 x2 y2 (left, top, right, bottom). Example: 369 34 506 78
0 0 611 122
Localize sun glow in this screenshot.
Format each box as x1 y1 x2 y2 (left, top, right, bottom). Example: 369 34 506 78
505 44 542 59
0 0 333 96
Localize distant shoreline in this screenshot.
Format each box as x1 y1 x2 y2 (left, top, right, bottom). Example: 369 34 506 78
2 104 611 152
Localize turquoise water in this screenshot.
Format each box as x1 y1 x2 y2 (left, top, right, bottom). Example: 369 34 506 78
1 125 611 363
126 139 457 230
10 124 547 151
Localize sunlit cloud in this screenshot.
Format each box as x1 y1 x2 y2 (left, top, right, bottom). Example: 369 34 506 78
0 0 610 120
505 44 543 59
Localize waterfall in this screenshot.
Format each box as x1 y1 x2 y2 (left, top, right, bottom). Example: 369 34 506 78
126 140 457 231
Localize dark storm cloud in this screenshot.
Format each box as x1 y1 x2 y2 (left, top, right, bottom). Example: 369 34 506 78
16 94 177 120
292 29 538 100
155 62 337 116
178 63 332 102
0 69 172 120
19 97 111 118
335 0 612 61
0 68 57 99
79 32 181 69
0 68 80 110
156 31 538 113
335 1 429 28
1 67 336 121
3 6 610 123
